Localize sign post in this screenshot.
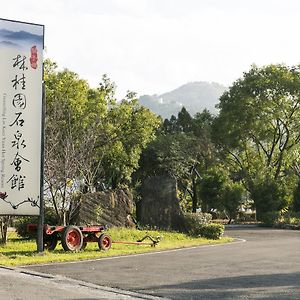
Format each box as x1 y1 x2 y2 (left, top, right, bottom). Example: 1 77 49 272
0 18 44 251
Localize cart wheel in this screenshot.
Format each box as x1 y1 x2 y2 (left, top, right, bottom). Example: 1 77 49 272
61 226 83 251
44 236 58 251
98 233 112 251
81 240 87 250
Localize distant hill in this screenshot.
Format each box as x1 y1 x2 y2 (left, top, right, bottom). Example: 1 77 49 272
139 82 227 119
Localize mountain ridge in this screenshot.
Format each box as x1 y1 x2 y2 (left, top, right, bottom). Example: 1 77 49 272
139 81 227 119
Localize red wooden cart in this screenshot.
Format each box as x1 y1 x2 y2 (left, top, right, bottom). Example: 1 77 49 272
27 224 160 252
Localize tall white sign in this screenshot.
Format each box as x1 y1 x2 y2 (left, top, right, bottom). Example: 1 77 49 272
0 18 44 215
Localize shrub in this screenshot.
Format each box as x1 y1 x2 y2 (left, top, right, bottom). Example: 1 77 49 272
199 168 227 212
259 211 281 227
14 208 59 238
222 182 245 223
183 212 224 239
257 211 300 229
197 223 224 239
184 212 212 234
283 212 300 225
292 181 300 212
251 178 288 221
271 211 300 229
15 216 39 238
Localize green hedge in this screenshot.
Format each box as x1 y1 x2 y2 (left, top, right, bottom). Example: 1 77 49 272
14 208 59 238
184 212 212 234
183 212 224 239
259 211 281 227
196 223 224 239
259 211 300 229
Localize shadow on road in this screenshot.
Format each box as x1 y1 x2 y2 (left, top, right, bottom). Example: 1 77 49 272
141 272 300 299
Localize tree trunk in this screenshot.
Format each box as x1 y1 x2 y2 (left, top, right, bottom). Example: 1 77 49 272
0 216 9 244
192 177 198 213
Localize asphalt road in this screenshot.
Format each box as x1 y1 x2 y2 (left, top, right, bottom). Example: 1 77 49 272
0 266 160 300
23 228 300 299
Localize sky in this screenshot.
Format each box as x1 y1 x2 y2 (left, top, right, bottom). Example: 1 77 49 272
1 0 300 99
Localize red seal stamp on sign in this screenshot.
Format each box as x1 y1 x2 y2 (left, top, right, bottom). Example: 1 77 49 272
30 46 38 69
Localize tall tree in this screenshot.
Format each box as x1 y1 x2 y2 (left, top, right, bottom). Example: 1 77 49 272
213 64 300 216
44 61 160 224
137 108 217 212
101 91 161 188
44 60 91 224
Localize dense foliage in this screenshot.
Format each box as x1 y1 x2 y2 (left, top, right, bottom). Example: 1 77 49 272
135 64 300 225
44 60 160 225
17 62 300 231
213 64 300 220
6 62 300 246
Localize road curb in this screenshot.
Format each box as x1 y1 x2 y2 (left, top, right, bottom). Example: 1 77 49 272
225 224 260 229
0 266 167 299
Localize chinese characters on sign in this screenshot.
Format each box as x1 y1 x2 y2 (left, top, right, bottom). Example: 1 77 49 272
0 19 44 215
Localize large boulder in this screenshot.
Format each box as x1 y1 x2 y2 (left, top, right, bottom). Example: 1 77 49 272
72 189 135 227
137 175 185 231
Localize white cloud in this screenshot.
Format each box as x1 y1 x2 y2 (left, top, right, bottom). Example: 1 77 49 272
1 0 300 98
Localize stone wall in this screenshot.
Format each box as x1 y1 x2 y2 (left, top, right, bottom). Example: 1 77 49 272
72 189 135 227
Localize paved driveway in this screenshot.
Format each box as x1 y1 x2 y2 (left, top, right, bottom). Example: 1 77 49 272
24 228 300 299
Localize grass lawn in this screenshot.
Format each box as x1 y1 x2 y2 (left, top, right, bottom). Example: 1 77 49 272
0 227 233 266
